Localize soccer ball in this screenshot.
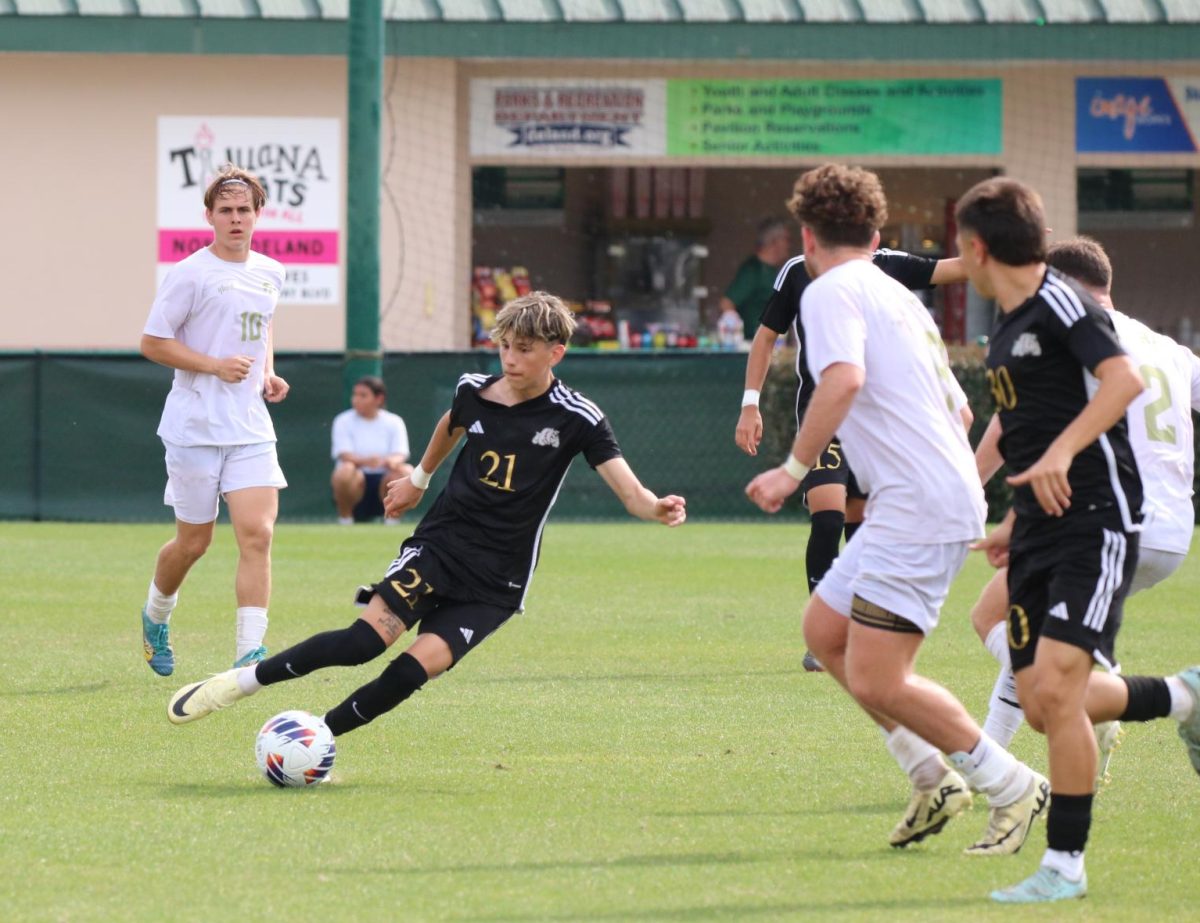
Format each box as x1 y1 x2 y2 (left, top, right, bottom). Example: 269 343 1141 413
254 710 336 788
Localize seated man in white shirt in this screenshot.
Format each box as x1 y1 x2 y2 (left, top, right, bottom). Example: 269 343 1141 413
331 376 413 524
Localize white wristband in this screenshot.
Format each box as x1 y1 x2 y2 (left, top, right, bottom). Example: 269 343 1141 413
409 463 431 490
782 454 810 482
741 389 760 408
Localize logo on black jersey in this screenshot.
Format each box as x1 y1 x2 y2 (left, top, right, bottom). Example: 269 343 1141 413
469 420 485 434
460 627 474 644
1011 332 1042 358
531 427 560 448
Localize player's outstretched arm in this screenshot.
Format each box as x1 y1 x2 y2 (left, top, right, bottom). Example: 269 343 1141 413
745 362 862 514
930 256 967 285
596 458 686 527
1007 355 1143 516
735 325 779 456
384 411 464 518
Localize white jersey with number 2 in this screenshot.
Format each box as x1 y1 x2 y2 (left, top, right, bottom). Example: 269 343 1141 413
1111 309 1200 555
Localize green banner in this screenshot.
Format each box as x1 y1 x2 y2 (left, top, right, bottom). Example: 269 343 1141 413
666 79 1002 157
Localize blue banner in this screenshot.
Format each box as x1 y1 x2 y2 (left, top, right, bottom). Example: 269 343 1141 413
1076 77 1197 153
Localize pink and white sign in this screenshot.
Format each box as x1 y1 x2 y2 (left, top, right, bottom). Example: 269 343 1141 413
157 117 341 304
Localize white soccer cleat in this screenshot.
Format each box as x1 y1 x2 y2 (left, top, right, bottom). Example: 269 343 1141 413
1093 720 1124 790
889 769 972 848
964 772 1050 857
167 668 246 725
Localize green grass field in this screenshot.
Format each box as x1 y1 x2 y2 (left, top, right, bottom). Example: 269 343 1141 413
3 521 1198 922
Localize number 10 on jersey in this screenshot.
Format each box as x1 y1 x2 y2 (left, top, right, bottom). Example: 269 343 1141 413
239 311 264 342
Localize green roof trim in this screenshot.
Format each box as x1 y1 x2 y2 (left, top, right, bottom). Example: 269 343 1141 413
2 16 1199 59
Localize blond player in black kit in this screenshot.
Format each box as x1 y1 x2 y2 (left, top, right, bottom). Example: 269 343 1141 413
166 292 686 740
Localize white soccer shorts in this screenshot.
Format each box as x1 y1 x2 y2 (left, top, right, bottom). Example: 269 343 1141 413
1128 546 1186 596
815 524 970 635
162 440 287 524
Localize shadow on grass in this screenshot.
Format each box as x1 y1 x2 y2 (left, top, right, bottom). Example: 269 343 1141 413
159 781 365 798
326 849 787 877
325 845 923 880
472 895 983 922
651 801 896 818
464 669 804 686
0 681 112 696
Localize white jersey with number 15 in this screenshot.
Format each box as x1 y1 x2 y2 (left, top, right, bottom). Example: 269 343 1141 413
1111 309 1200 555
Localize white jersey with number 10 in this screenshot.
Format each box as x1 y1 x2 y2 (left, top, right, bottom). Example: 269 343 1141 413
1111 309 1200 555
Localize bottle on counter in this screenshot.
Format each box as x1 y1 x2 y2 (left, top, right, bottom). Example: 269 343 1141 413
716 310 744 350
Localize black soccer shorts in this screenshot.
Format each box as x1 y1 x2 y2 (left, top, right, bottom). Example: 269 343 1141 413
801 438 866 506
1006 518 1138 673
368 545 515 666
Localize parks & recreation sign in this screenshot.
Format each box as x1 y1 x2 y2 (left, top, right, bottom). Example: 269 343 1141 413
471 79 1001 159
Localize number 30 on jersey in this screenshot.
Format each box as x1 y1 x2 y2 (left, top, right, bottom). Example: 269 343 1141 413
987 365 1018 410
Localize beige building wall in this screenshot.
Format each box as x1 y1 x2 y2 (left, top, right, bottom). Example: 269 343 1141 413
0 52 468 351
0 52 1196 349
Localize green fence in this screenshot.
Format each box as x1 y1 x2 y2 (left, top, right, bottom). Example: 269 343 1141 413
6 350 1190 524
0 351 778 523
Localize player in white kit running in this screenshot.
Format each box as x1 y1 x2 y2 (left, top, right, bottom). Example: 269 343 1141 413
746 164 1049 857
138 165 290 676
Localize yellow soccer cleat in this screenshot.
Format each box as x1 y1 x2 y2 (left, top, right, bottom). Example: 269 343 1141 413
889 769 972 848
167 669 246 725
964 772 1050 857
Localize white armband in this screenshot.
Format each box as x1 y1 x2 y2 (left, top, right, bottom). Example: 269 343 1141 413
409 463 432 490
782 454 810 482
741 389 760 408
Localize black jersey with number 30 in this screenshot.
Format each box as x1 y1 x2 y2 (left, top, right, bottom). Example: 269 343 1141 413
986 268 1143 529
410 373 622 608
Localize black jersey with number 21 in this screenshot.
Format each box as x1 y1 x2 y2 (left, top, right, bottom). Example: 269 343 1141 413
986 268 1142 529
409 373 623 608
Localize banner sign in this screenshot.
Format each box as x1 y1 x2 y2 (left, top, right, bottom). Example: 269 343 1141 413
470 80 667 157
470 78 1001 159
665 79 1002 157
1076 77 1200 153
157 117 341 304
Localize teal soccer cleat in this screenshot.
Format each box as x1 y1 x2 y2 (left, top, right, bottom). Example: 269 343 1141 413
1175 666 1200 775
233 646 269 669
991 867 1086 904
142 608 175 676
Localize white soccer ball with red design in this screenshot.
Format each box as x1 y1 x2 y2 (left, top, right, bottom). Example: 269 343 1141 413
254 710 336 788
